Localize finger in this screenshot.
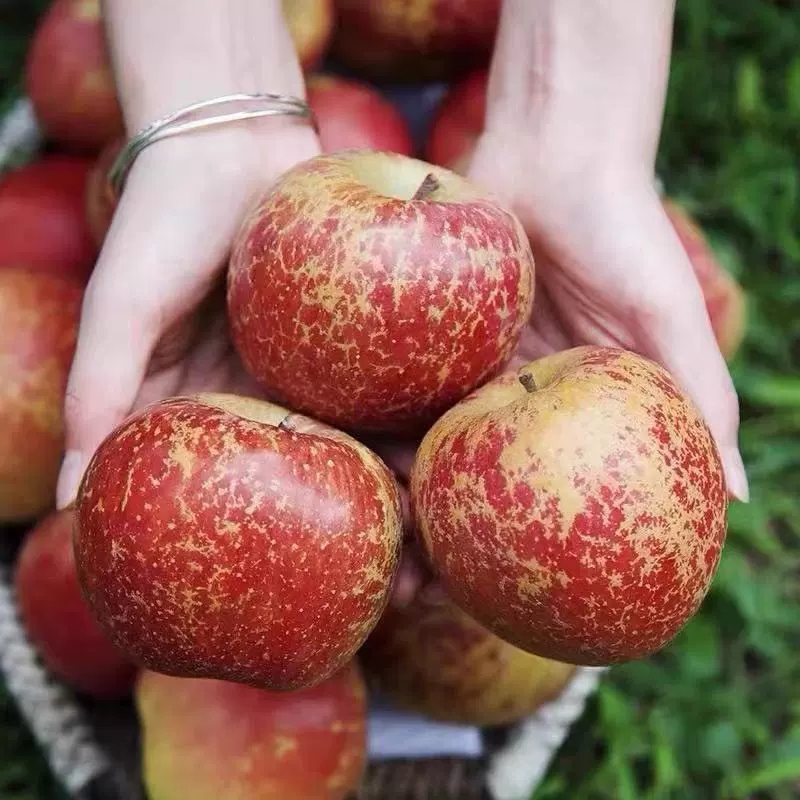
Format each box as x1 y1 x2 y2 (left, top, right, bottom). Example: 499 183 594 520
629 199 748 502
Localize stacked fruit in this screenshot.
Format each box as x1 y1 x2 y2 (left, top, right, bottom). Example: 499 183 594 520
2 1 746 798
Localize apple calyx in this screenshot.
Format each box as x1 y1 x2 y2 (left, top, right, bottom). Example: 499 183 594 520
412 173 440 201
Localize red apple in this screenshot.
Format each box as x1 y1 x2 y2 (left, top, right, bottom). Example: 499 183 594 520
426 68 488 172
332 0 500 82
137 662 366 800
664 199 747 360
14 510 136 697
84 137 123 247
25 0 124 153
227 150 535 434
0 268 81 523
0 155 97 285
410 346 728 666
283 0 335 72
361 593 575 726
307 75 414 155
74 393 403 691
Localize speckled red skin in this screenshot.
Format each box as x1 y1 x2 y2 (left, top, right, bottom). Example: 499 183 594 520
664 199 747 360
14 511 136 698
283 0 335 72
0 156 97 285
25 0 124 154
137 662 366 800
426 69 488 172
410 346 728 666
0 269 81 523
84 137 122 247
332 0 500 82
74 394 403 691
227 150 535 435
307 75 414 156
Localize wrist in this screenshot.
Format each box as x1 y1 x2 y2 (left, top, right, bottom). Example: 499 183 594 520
104 0 306 133
484 0 675 170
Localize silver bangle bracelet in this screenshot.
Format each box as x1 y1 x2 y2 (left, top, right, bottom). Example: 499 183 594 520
108 92 318 195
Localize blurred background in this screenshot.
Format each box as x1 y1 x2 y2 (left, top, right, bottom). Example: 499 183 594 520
1 0 799 798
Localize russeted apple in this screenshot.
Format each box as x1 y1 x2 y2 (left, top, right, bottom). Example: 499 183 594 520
0 155 97 285
411 346 728 666
227 150 535 435
426 69 747 361
74 394 403 691
332 0 500 82
282 0 335 72
137 662 366 800
14 511 136 697
0 268 81 523
360 594 575 726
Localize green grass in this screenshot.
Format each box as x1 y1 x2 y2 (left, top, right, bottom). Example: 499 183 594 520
2 1 799 798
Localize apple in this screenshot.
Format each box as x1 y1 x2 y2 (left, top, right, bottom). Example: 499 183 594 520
332 0 500 82
427 71 748 362
0 155 97 285
0 268 81 524
84 137 123 247
426 68 488 173
14 510 136 697
283 0 335 72
663 199 747 360
137 662 366 800
74 393 403 691
410 346 728 666
227 150 535 435
25 0 124 153
307 75 414 155
360 593 575 726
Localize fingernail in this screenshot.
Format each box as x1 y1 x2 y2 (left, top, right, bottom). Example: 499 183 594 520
722 447 750 504
56 450 85 510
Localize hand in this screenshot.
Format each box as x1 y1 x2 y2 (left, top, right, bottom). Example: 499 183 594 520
56 123 320 508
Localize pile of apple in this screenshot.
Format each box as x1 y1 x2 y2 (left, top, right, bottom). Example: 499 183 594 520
1 1 744 798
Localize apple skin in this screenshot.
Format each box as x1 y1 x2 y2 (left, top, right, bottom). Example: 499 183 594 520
0 269 82 524
25 0 124 153
0 156 97 285
332 0 500 82
137 662 366 800
307 75 414 155
74 393 403 692
426 68 488 173
14 510 137 697
663 199 747 360
227 150 535 435
410 346 728 666
283 0 335 72
360 593 575 726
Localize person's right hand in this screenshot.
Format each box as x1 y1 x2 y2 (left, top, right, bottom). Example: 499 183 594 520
55 121 321 508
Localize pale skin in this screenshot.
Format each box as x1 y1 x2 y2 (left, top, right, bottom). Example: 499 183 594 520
58 0 748 603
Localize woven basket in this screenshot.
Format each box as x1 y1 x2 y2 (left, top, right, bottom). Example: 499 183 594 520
0 97 605 800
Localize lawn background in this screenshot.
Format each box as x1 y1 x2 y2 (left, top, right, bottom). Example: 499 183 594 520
2 1 799 798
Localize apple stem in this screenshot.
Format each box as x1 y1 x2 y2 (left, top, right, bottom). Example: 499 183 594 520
412 173 440 201
519 373 538 393
278 414 295 432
